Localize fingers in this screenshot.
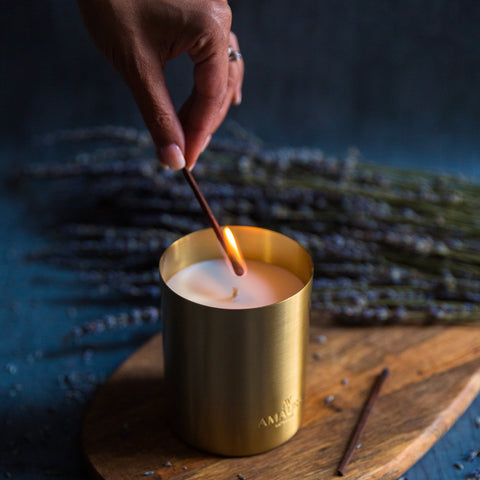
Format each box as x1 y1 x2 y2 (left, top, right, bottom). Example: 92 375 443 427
180 33 244 169
179 4 243 168
80 0 243 172
125 46 187 170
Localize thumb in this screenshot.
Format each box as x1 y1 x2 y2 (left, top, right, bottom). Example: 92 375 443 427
125 49 186 170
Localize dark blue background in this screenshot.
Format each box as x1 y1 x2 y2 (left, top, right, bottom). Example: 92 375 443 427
2 0 480 174
1 1 480 478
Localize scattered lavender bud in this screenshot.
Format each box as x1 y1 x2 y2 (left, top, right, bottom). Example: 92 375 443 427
325 395 335 404
164 461 172 467
453 462 464 470
356 443 362 449
341 378 349 385
143 471 154 476
465 449 479 462
237 475 245 480
312 352 322 361
4 363 17 375
312 334 327 344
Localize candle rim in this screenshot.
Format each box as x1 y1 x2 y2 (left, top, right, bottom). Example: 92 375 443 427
159 225 313 285
159 226 313 311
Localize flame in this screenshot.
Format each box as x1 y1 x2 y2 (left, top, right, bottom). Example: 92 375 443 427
223 227 247 276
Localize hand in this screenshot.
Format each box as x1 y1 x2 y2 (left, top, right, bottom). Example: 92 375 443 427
77 0 244 170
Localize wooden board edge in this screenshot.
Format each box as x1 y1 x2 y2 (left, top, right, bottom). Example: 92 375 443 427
361 366 480 480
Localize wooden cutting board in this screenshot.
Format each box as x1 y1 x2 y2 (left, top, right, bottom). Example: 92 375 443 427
83 317 480 480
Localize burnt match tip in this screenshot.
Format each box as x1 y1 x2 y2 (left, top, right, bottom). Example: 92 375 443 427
230 257 246 277
381 368 390 378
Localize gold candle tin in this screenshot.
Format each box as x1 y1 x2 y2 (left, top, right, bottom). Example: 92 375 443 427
159 226 313 456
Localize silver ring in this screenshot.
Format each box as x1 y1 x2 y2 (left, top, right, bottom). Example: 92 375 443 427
228 46 242 61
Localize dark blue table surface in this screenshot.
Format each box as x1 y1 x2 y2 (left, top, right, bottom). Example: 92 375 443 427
0 144 479 480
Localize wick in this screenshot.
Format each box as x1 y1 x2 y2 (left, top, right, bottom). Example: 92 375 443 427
232 287 238 299
337 368 390 476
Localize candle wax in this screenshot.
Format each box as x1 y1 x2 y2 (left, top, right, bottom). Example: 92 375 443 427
167 259 304 309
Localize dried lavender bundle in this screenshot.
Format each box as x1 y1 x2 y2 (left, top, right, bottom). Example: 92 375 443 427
23 124 480 334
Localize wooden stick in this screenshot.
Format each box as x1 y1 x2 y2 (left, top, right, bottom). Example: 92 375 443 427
182 168 245 276
337 368 390 476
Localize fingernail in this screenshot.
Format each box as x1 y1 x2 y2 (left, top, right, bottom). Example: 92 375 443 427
201 135 212 153
158 144 186 170
234 88 242 105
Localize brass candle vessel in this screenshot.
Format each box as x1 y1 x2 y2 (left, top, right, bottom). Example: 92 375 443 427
159 226 313 456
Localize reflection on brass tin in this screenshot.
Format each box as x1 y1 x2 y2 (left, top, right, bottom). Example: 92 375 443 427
159 226 313 456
